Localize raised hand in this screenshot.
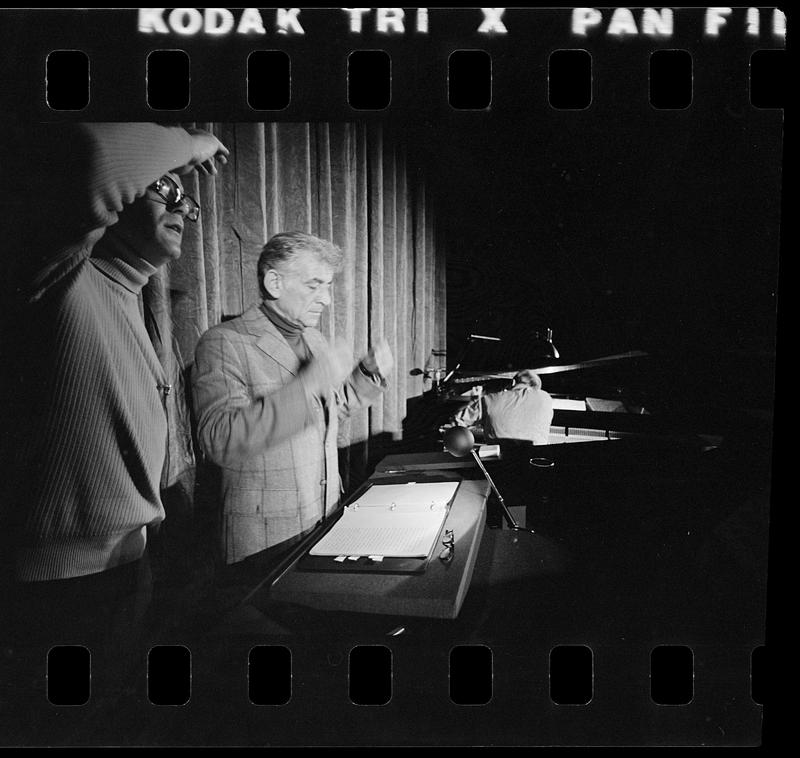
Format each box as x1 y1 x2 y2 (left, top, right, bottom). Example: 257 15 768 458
361 337 393 378
302 338 354 396
175 128 230 176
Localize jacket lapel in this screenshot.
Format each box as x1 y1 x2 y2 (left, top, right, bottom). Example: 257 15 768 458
242 304 301 376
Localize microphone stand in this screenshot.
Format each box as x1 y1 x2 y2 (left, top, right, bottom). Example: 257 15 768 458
469 449 535 534
443 427 535 535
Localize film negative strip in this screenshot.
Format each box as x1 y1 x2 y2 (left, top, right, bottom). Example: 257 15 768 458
0 6 785 748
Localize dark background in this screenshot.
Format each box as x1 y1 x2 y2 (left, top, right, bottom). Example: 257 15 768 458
432 98 781 364
411 34 782 430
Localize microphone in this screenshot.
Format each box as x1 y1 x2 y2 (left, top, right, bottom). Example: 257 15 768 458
468 334 501 342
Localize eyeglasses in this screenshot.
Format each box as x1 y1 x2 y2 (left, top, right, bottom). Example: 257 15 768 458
439 529 455 564
148 175 201 222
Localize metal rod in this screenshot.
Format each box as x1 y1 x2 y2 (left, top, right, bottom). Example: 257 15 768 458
470 450 535 534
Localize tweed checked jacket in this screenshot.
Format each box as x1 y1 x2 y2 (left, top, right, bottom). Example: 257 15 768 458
192 304 385 564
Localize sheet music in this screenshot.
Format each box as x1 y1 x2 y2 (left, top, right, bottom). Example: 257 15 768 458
309 482 458 558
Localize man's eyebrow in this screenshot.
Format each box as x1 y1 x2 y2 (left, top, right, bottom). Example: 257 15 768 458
304 276 332 285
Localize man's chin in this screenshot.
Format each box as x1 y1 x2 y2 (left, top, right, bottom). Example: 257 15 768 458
140 242 183 269
162 243 183 262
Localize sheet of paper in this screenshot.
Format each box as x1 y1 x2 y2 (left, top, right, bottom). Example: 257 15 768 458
478 444 500 459
552 398 588 411
309 507 449 558
309 482 459 558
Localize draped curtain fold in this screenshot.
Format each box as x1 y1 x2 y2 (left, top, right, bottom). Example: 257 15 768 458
145 122 445 492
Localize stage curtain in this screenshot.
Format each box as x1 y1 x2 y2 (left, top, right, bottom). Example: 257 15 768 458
144 122 445 492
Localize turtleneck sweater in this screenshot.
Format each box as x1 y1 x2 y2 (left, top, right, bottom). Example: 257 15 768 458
10 123 196 582
260 301 311 364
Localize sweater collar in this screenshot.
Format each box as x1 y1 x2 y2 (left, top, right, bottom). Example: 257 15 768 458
91 235 158 294
260 300 306 337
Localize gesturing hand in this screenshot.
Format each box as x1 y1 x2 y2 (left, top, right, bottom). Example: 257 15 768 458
303 338 354 396
361 338 394 378
175 128 230 176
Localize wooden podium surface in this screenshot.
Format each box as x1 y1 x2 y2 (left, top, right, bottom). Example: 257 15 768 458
246 462 490 619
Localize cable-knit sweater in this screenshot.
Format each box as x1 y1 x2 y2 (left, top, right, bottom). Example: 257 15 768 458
9 123 196 581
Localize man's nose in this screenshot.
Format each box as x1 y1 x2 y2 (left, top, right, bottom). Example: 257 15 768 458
318 288 332 307
170 199 190 218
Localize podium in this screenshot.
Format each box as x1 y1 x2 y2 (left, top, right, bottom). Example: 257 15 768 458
247 455 490 619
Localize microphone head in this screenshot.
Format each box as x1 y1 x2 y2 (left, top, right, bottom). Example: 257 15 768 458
443 426 475 457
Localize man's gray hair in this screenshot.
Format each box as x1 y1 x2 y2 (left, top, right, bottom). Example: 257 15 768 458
512 370 543 390
257 231 343 295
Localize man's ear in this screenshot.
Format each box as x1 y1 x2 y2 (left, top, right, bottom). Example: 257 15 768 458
262 268 281 299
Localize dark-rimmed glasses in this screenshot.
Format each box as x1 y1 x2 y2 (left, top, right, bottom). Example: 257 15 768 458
439 529 455 564
148 175 200 222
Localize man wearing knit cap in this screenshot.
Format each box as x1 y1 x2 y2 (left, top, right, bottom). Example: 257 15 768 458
192 231 393 574
1 124 228 660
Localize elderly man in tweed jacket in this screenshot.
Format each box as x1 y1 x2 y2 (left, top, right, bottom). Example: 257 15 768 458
192 232 392 567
